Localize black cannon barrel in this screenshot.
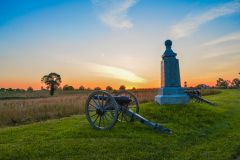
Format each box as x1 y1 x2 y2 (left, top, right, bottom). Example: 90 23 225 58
93 95 132 105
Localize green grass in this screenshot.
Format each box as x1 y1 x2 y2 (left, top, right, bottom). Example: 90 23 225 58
0 89 239 159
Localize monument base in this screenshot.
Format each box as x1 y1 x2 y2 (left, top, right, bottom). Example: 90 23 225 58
155 87 190 105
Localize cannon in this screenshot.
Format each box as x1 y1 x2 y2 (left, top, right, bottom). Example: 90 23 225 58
184 89 215 106
85 91 172 135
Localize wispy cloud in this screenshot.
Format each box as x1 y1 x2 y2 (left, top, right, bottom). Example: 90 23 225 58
90 64 146 83
171 0 240 39
92 0 138 29
204 31 240 46
202 44 240 58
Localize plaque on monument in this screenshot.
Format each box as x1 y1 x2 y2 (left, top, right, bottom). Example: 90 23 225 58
155 40 190 105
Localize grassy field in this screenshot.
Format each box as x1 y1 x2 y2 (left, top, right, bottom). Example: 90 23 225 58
0 89 161 127
0 89 239 159
0 89 220 127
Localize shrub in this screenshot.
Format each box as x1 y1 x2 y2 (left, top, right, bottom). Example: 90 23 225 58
119 85 126 90
79 86 85 90
16 88 21 92
7 88 13 91
27 87 33 92
63 85 74 90
106 86 113 90
111 90 118 94
94 87 101 90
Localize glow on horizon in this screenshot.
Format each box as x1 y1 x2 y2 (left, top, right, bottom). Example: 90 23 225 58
89 63 146 83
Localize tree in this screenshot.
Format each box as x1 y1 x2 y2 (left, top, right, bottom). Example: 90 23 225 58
216 78 231 88
119 85 126 90
225 80 231 87
94 87 101 90
27 86 33 91
16 88 21 92
0 88 5 91
231 78 240 87
63 85 68 90
69 86 74 90
216 78 225 88
21 89 25 91
63 85 74 90
132 87 136 90
7 88 13 91
79 86 85 90
41 72 61 96
106 86 113 90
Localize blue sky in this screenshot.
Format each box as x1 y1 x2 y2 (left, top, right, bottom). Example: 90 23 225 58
0 0 240 89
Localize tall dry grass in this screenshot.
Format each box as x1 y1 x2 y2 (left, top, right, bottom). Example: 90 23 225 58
0 96 88 127
200 89 221 96
0 89 220 128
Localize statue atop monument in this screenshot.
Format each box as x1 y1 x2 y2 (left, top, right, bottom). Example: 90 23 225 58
155 40 190 105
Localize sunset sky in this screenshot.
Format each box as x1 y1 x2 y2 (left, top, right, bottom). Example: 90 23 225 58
1 0 240 90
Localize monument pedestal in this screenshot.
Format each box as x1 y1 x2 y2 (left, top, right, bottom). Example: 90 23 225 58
155 40 190 105
155 87 189 105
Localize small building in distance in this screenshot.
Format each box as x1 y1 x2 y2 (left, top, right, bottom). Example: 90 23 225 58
196 84 210 89
41 86 46 91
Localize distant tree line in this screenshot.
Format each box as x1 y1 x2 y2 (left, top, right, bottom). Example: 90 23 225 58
0 88 33 92
59 85 136 91
216 78 240 88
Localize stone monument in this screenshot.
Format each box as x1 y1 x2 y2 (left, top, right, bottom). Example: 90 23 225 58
155 40 190 105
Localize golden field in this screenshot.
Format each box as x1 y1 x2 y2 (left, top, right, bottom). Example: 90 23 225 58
0 89 220 127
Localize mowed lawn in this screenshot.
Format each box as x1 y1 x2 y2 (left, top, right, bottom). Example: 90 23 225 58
0 90 239 159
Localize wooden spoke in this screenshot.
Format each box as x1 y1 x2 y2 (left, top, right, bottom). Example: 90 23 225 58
99 116 101 127
90 113 97 117
102 94 104 108
92 98 100 108
103 97 110 108
102 116 105 128
93 115 99 124
104 103 113 109
88 109 96 112
105 113 114 119
104 114 111 125
89 103 98 109
97 95 101 108
129 101 135 105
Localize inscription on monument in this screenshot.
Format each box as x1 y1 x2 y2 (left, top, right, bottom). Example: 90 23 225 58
162 58 180 87
161 61 165 87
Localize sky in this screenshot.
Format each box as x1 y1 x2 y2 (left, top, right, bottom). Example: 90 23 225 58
0 0 240 90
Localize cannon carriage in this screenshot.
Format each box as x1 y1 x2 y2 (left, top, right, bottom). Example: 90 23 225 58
184 89 215 105
85 91 172 135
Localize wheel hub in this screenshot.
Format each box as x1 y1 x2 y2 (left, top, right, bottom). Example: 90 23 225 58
96 108 104 115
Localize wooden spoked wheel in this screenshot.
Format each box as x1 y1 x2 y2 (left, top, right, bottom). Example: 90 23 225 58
85 91 118 130
114 91 139 122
